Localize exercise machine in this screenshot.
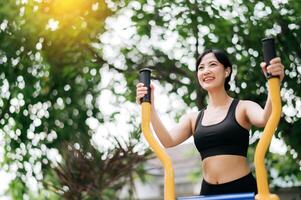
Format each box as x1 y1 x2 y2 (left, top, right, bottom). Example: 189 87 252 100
139 38 281 200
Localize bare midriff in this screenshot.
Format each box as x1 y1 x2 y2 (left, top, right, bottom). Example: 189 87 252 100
202 155 251 184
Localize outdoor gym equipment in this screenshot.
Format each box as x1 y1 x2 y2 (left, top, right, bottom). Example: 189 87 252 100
139 38 281 200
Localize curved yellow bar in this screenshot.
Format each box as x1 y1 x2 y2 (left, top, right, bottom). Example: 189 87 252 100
141 102 175 200
255 78 281 200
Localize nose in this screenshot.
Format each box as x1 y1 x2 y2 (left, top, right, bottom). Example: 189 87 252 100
203 66 212 75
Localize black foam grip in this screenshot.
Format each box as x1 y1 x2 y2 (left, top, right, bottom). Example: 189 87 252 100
139 68 151 103
262 37 277 79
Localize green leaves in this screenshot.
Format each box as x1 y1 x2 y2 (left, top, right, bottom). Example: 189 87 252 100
111 0 301 187
1 1 152 199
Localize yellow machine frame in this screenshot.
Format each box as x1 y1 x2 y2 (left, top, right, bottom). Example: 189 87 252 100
141 76 281 200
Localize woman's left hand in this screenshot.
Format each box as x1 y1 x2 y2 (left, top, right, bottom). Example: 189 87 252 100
260 57 285 82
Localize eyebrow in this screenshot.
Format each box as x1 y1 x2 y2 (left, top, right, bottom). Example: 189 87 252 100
199 60 218 66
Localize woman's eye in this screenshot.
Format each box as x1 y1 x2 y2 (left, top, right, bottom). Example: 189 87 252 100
198 66 204 70
210 63 216 67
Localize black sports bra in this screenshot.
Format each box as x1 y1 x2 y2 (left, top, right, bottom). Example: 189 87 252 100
193 99 250 160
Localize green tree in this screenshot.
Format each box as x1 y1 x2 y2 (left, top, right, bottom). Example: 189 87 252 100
0 0 151 199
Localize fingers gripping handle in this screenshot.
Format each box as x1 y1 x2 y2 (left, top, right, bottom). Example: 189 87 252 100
262 38 278 79
139 68 152 103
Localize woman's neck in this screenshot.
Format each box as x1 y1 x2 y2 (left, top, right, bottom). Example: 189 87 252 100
207 89 232 108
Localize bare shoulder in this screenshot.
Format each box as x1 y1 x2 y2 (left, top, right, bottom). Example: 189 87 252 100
176 111 198 127
237 99 265 128
184 111 199 122
240 99 254 105
179 111 198 124
186 111 201 135
188 111 199 119
239 99 262 108
237 99 264 118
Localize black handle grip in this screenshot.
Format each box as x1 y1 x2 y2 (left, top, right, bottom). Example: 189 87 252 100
139 68 151 103
262 37 277 79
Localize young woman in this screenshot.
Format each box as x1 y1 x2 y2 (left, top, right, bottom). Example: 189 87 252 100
136 49 284 195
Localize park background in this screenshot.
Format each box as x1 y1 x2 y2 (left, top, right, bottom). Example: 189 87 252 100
0 0 300 199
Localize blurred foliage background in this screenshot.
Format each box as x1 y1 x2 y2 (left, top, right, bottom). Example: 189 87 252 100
0 0 300 199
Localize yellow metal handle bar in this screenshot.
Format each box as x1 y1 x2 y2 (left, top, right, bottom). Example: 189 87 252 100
141 102 175 200
254 77 281 200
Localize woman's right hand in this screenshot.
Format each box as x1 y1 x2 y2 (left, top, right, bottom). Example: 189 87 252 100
136 82 155 106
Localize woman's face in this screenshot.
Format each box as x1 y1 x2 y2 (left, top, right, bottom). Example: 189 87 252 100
197 53 230 91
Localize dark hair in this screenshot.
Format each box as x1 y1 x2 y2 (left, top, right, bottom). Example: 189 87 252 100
195 49 232 91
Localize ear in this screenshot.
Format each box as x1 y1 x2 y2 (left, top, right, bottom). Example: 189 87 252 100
225 67 231 77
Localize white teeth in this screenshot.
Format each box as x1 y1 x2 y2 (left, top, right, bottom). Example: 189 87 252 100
204 77 214 82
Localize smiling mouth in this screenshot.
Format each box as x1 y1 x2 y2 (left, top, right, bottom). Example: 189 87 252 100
203 77 215 83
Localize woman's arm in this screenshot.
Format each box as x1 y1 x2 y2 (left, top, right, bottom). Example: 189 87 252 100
245 57 284 128
137 82 194 148
150 108 194 148
244 97 271 128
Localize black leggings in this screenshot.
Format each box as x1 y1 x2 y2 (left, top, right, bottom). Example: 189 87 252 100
200 172 257 195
